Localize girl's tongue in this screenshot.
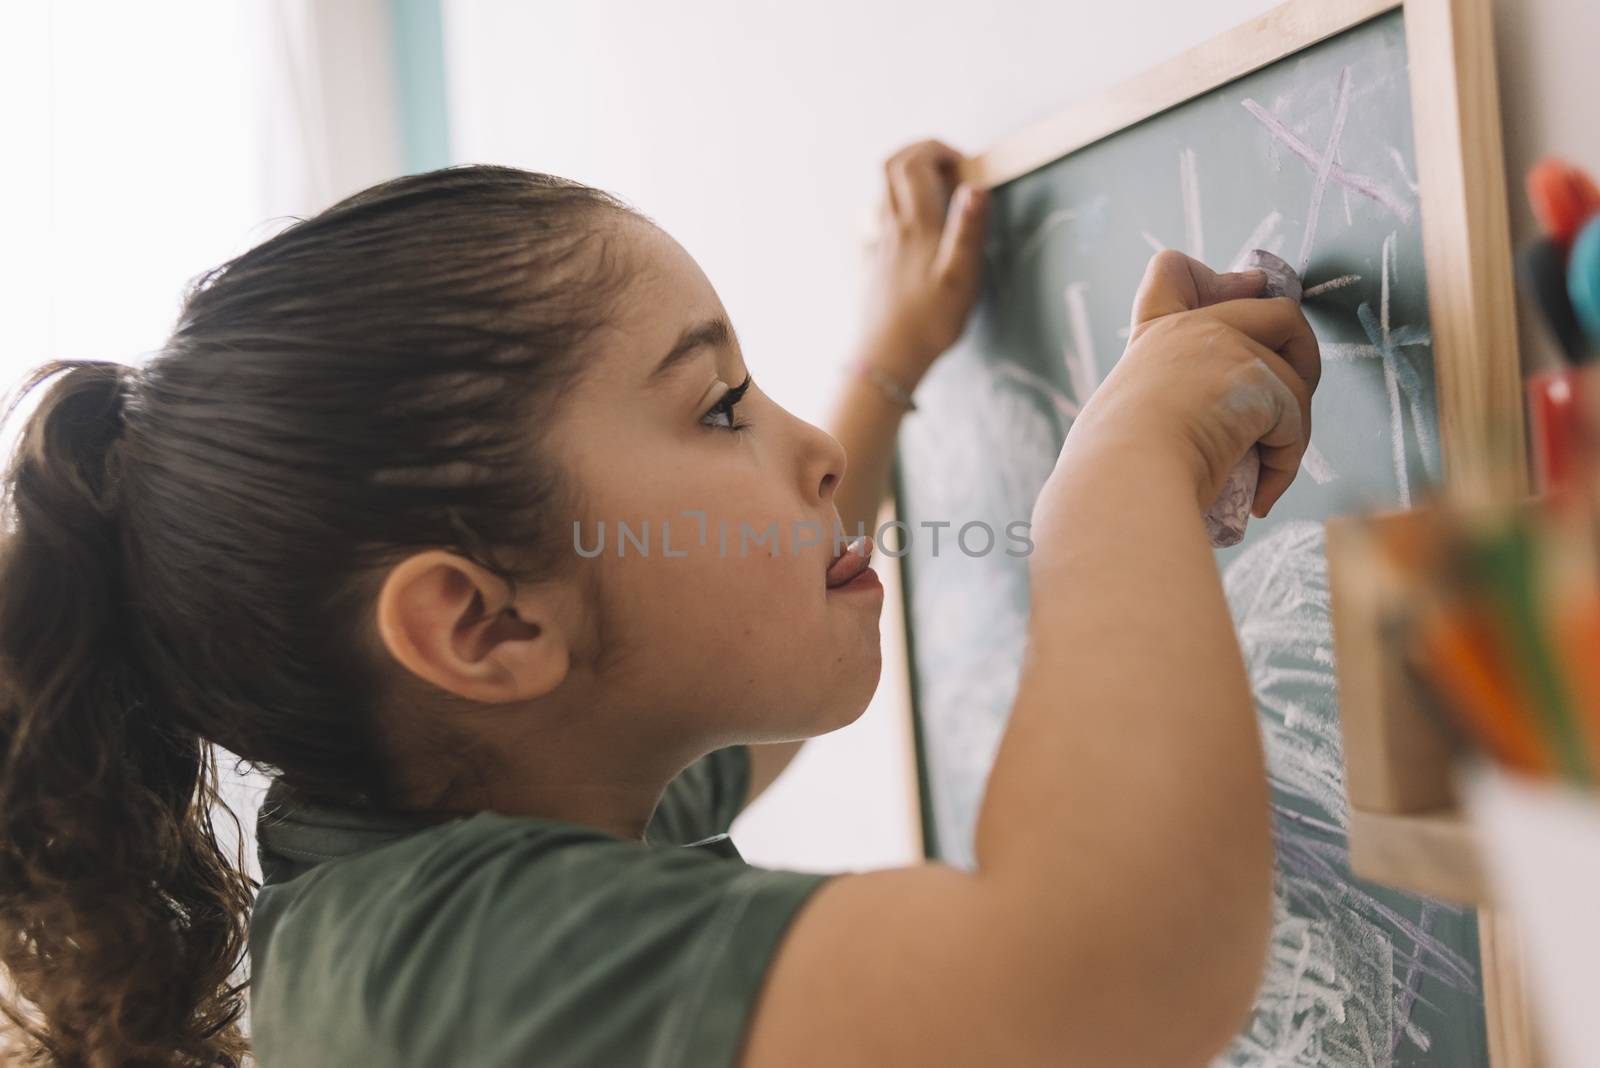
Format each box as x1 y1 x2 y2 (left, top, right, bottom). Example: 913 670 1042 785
825 535 874 588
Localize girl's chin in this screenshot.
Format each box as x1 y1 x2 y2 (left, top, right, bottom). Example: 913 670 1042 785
817 663 884 733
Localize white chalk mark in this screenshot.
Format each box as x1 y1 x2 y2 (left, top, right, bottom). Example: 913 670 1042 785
1380 231 1411 508
1380 238 1439 483
1382 358 1408 505
1223 523 1347 828
1220 523 1443 1063
1297 66 1353 275
1229 211 1283 272
1300 443 1337 484
1061 283 1100 402
1180 147 1205 261
1140 229 1166 253
1016 207 1078 264
1242 98 1415 222
1323 342 1383 362
1388 147 1421 195
1304 274 1362 297
1381 235 1393 350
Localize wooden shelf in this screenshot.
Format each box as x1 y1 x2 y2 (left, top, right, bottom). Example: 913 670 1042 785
1348 805 1489 905
1327 509 1495 904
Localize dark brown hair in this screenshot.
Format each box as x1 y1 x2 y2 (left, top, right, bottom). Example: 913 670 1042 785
0 165 638 1066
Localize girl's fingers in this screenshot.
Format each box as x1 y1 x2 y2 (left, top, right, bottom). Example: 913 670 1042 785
933 184 987 286
886 141 967 229
1205 268 1271 305
1191 296 1322 394
1129 250 1267 323
894 158 945 229
1231 335 1314 516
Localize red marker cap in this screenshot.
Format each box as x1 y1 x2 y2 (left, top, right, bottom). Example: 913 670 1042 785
1527 158 1600 249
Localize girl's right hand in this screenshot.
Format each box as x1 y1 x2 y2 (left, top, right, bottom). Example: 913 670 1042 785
1049 250 1321 523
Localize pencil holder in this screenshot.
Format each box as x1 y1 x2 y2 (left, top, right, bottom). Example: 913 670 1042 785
1461 760 1600 1068
1527 367 1586 495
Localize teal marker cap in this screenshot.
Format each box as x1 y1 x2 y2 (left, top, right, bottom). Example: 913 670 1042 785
1568 216 1600 359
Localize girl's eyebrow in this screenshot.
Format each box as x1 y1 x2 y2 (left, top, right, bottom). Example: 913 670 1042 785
646 315 737 387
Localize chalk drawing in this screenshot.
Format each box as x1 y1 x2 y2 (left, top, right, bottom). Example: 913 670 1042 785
992 361 1081 424
898 360 1058 870
1062 282 1100 401
1336 146 1355 226
1215 523 1479 1065
900 22 1475 1065
1230 211 1285 272
1242 97 1415 223
1296 67 1354 274
1388 147 1421 195
1303 274 1362 298
1017 206 1079 265
1181 147 1206 260
1355 231 1441 499
1380 231 1410 506
1301 443 1337 484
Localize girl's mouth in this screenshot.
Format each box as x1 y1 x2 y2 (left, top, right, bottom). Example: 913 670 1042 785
825 534 875 589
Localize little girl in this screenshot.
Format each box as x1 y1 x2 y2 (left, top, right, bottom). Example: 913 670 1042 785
0 141 1317 1066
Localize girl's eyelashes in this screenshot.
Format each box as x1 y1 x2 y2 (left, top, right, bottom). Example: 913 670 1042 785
701 373 753 434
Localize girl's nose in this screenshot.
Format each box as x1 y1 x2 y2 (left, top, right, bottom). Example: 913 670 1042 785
799 418 847 505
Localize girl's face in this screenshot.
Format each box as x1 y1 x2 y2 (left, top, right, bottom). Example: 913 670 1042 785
547 218 884 749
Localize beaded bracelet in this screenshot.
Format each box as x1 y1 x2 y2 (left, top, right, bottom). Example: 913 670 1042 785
852 359 918 412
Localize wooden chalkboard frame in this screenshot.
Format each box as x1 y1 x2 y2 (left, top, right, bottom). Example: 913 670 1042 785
908 0 1537 1063
957 0 1524 501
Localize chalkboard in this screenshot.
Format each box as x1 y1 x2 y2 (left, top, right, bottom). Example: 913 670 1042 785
892 9 1492 1065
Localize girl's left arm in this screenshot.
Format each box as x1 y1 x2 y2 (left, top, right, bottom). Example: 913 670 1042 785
743 139 990 814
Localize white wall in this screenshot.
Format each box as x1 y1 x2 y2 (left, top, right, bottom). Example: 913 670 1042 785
441 0 1595 871
7 0 406 897
1491 0 1600 374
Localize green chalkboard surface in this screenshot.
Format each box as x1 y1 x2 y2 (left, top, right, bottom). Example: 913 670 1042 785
893 10 1489 1066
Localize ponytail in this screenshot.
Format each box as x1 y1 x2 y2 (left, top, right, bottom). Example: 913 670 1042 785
0 164 641 1065
0 361 252 1066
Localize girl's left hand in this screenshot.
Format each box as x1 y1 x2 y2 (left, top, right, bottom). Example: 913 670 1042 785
859 139 990 385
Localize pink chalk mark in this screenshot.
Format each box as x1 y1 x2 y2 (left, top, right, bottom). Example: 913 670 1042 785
1230 211 1283 272
1242 98 1415 223
1296 67 1353 275
992 362 1081 421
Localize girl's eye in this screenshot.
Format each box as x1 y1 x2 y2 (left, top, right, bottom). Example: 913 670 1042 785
702 374 753 434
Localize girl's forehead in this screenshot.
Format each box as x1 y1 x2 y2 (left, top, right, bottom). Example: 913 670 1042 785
602 225 729 373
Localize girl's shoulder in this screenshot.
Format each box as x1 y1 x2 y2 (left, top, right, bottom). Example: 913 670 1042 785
247 744 833 1068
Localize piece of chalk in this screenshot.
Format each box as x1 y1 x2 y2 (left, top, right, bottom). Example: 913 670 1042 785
1246 248 1303 303
1203 249 1303 548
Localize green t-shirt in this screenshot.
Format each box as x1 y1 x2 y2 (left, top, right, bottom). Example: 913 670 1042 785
248 745 833 1067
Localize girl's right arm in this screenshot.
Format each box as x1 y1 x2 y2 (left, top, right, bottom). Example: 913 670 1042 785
742 250 1319 1068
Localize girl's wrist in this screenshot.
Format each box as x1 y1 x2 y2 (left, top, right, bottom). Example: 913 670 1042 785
855 325 937 387
849 358 919 412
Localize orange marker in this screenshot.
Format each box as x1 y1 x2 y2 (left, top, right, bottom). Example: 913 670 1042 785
1527 158 1600 249
1419 611 1554 775
1554 599 1600 775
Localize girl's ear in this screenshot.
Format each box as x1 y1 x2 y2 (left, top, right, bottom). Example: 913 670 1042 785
375 550 570 704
